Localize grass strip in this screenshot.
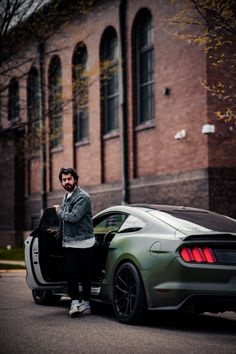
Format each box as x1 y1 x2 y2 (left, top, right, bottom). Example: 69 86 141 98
0 247 24 261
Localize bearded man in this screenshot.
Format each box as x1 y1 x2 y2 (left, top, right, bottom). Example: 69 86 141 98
54 167 95 318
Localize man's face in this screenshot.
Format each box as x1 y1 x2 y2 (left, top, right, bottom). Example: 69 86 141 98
61 173 77 192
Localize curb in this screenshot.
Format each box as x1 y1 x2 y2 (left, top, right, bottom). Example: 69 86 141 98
0 260 25 266
0 269 26 273
0 260 25 273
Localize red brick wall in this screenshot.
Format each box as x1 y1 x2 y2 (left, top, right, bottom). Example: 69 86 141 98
102 136 122 182
24 0 211 191
1 0 236 241
29 158 41 193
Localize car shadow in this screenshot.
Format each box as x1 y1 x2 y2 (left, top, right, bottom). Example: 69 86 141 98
143 311 236 334
90 302 236 334
56 299 236 334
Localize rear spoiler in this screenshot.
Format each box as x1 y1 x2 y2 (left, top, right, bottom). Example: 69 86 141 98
183 233 236 241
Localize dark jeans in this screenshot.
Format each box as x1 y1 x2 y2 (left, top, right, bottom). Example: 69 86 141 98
63 247 93 301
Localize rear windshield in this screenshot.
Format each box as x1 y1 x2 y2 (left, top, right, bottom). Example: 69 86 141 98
148 210 236 233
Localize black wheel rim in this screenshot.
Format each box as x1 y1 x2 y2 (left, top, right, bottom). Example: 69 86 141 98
114 268 137 319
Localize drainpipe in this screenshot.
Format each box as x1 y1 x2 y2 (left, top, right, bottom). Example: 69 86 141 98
38 42 47 213
119 0 129 204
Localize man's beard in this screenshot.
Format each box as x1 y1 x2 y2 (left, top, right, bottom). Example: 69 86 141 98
63 183 76 192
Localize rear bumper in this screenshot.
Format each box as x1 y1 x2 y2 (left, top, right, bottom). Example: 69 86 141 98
148 293 236 313
143 259 236 312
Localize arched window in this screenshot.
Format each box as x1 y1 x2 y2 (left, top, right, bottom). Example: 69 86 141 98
48 55 63 148
100 27 119 134
133 9 155 125
72 43 89 142
27 67 40 151
8 77 20 121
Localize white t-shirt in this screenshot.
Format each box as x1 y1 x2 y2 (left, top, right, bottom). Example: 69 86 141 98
63 238 95 248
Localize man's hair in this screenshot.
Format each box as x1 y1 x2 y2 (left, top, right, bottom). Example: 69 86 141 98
58 167 79 183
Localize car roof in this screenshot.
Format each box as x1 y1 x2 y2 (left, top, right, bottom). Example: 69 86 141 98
130 204 210 213
96 204 211 215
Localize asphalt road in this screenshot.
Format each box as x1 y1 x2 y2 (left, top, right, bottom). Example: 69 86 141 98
0 271 236 354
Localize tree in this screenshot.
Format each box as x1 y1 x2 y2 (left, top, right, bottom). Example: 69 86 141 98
166 0 236 124
0 0 94 212
0 0 94 151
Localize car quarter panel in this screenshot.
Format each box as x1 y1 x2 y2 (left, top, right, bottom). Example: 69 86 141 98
98 232 180 303
100 230 236 310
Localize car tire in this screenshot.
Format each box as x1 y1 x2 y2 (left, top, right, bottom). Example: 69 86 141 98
32 289 57 305
113 262 146 324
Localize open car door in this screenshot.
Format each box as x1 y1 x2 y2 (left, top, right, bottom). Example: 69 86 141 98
28 208 65 284
26 207 112 289
25 208 126 305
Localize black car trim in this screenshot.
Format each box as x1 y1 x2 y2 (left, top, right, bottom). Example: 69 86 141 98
183 233 236 241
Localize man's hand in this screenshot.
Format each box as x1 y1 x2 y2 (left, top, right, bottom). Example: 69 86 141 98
53 204 60 213
46 227 60 239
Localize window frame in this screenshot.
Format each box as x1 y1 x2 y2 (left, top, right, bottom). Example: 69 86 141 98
27 67 40 152
100 28 119 135
8 77 20 122
134 10 155 126
48 55 63 149
72 43 89 143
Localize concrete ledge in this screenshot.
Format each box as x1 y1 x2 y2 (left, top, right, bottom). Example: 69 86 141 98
0 260 25 266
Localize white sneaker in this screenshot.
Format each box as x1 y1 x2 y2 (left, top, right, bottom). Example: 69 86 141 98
77 301 91 315
69 300 81 317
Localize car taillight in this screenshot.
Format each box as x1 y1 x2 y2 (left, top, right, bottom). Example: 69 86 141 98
202 247 217 263
180 246 217 264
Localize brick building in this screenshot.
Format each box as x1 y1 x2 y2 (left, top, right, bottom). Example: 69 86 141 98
0 0 236 246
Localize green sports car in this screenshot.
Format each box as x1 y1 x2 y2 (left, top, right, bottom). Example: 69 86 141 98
25 204 236 324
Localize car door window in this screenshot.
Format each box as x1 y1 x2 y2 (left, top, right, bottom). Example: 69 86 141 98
94 213 127 234
94 213 128 243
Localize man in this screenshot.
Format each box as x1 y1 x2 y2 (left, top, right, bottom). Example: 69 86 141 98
54 167 95 318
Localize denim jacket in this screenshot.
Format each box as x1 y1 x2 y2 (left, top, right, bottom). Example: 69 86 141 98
57 186 94 242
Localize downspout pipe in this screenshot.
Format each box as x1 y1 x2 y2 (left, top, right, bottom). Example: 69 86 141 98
38 42 47 213
119 0 129 204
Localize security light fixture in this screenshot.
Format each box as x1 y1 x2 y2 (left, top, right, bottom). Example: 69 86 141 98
174 129 186 140
202 124 215 134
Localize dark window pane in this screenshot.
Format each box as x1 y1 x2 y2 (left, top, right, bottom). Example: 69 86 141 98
48 56 63 148
100 29 119 134
27 68 40 152
107 96 118 131
140 83 154 121
107 68 118 96
8 78 20 121
73 44 89 142
76 109 88 141
139 19 153 49
140 50 154 84
135 12 155 125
